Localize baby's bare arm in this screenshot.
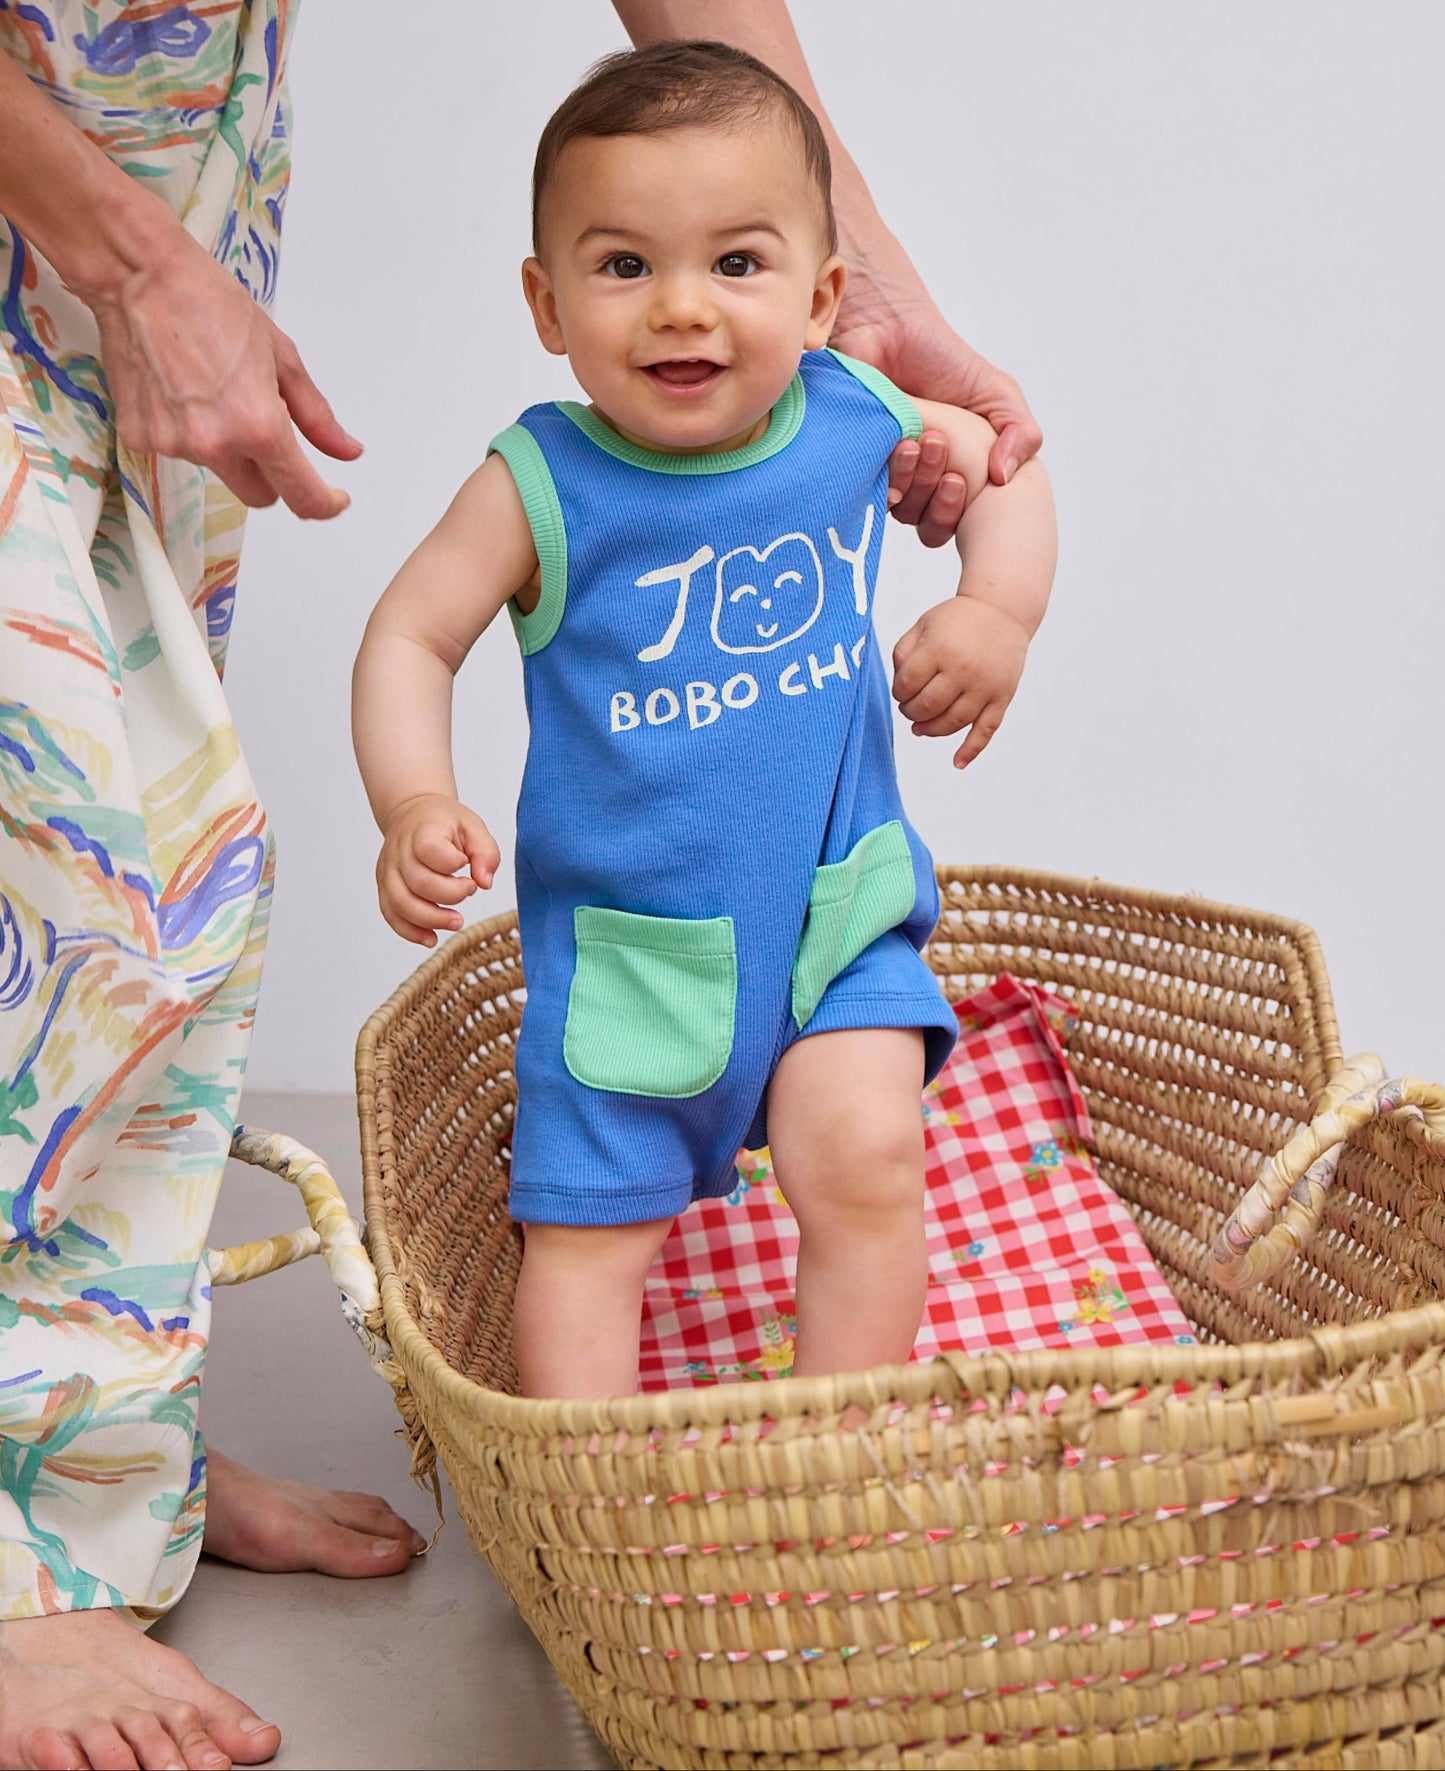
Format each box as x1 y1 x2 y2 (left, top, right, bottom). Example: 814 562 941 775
353 455 536 825
352 456 538 942
910 399 1056 635
890 400 1057 768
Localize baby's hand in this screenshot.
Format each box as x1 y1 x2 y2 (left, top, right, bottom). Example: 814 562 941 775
892 598 1029 769
376 794 500 947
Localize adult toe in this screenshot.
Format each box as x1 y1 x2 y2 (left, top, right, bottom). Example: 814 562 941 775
78 1724 141 1770
26 1730 89 1771
140 1655 279 1768
191 1706 279 1770
115 1706 193 1770
325 1491 425 1553
306 1515 417 1577
152 1699 233 1770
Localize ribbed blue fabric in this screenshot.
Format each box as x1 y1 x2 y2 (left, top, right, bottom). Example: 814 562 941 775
492 349 957 1226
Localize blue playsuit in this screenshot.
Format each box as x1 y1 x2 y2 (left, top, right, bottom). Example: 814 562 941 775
489 348 958 1227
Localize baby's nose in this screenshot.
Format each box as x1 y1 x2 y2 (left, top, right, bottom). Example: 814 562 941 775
649 272 718 330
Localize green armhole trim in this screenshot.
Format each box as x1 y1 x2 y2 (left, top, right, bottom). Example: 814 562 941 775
486 425 567 655
825 349 923 442
791 820 917 1030
555 373 805 474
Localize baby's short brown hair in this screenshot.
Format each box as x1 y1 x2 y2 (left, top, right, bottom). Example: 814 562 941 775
532 40 836 256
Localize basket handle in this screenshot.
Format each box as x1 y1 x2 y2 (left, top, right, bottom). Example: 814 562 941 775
1211 1054 1445 1292
216 1125 397 1379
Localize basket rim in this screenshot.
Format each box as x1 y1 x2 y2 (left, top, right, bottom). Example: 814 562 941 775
354 868 1445 1439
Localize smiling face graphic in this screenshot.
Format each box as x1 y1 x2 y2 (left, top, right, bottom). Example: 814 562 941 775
710 533 825 654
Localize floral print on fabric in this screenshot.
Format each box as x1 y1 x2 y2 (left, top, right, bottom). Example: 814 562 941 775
638 975 1197 1389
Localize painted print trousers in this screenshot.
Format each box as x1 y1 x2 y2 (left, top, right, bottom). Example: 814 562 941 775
1 0 294 1621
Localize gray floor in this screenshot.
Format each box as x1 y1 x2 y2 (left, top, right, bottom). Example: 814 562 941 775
151 1092 613 1771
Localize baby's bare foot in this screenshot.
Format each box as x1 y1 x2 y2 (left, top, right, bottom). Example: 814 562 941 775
0 1608 280 1770
201 1450 425 1576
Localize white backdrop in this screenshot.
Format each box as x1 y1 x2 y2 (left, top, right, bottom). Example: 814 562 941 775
229 2 1445 1095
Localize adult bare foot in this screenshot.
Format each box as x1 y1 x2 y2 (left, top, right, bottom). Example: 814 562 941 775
201 1450 425 1576
0 1460 424 1768
0 1608 281 1770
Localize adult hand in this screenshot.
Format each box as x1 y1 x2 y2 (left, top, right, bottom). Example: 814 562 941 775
834 284 1043 548
610 1 1040 545
87 228 361 519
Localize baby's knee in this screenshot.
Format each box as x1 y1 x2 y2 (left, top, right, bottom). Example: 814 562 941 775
784 1110 924 1223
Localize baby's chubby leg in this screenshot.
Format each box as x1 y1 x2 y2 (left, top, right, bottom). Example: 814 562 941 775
513 1216 675 1397
767 1028 928 1378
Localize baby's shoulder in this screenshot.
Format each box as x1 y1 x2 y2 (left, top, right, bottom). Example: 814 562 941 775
803 348 921 444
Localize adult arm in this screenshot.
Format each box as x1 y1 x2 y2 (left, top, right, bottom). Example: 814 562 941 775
612 0 1044 539
0 52 358 517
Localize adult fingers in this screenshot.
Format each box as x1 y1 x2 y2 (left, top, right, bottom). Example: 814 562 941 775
913 473 968 548
987 413 1045 486
888 431 951 529
886 437 920 511
210 452 279 511
936 350 1042 482
274 332 363 463
249 419 350 522
116 405 279 512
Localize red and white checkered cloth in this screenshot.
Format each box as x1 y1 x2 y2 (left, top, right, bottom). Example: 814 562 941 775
639 974 1196 1390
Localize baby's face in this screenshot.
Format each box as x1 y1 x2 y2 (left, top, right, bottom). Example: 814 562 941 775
524 121 844 454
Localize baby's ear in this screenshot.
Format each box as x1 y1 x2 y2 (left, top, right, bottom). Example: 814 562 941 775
521 257 567 356
804 255 847 351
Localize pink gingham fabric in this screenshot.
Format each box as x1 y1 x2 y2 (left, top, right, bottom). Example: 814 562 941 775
639 975 1196 1390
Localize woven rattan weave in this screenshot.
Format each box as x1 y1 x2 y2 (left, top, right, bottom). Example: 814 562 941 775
350 867 1445 1769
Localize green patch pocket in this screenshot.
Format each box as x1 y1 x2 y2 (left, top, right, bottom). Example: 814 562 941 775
564 906 737 1098
791 821 917 1029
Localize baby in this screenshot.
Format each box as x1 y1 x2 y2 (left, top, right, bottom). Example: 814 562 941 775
352 41 1057 1399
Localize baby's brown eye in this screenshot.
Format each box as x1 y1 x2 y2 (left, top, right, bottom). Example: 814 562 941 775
606 255 647 279
716 253 755 278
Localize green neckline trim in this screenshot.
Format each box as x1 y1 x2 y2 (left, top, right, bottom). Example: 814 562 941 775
555 373 805 475
487 425 567 655
825 349 923 441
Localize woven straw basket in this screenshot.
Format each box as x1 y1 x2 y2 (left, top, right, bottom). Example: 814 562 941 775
227 866 1445 1769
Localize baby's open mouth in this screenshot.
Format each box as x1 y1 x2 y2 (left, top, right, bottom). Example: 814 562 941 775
643 359 723 389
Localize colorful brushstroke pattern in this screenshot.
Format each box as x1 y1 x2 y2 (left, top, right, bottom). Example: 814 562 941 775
1 0 293 1623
